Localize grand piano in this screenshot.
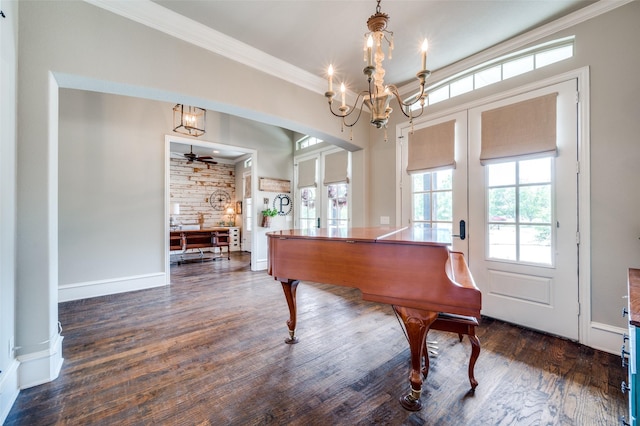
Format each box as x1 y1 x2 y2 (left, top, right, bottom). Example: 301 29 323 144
267 226 482 411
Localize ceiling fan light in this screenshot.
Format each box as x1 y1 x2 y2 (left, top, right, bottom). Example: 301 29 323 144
173 104 206 137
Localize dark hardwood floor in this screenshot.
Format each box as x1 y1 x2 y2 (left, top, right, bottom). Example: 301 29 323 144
5 252 627 425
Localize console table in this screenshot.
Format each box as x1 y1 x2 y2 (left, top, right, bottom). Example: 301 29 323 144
170 228 232 263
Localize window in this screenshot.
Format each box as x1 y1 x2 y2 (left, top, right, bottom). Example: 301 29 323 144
486 157 553 265
474 65 501 89
296 136 323 150
412 36 574 108
411 169 453 233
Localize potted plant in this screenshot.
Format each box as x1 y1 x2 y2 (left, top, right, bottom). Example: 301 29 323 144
261 208 278 228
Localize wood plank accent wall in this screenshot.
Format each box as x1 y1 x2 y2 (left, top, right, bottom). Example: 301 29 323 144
169 157 236 228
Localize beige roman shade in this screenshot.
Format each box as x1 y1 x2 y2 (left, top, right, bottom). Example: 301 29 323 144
480 93 558 164
323 151 349 185
243 175 252 199
406 120 456 174
297 158 317 188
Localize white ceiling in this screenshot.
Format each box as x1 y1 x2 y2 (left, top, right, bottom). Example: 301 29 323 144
153 0 597 93
147 0 601 160
169 142 247 163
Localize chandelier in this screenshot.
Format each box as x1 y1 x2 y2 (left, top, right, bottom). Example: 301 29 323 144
173 104 206 137
325 0 430 136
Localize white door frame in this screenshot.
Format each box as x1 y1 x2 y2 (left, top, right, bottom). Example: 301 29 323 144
164 135 259 277
396 67 596 348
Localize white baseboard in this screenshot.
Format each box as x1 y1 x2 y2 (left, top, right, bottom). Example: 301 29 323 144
254 258 268 271
17 333 64 390
588 321 627 355
0 358 20 424
59 272 167 302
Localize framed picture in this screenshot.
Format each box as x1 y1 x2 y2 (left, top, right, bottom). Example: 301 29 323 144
258 177 291 193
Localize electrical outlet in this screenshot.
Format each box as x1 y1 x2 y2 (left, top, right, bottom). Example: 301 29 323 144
380 216 390 225
263 197 269 205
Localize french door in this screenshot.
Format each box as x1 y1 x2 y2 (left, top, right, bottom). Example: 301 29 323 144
295 149 351 231
400 79 579 339
468 79 578 339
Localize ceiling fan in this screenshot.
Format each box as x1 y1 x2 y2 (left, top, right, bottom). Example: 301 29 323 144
183 145 217 164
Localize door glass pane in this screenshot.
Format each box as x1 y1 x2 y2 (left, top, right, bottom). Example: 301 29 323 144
411 169 452 229
412 173 431 192
520 225 552 264
519 185 551 223
519 158 551 184
413 193 431 221
488 162 515 186
327 183 348 231
434 170 452 190
299 187 316 230
488 224 516 260
488 187 516 222
486 157 554 265
433 191 452 221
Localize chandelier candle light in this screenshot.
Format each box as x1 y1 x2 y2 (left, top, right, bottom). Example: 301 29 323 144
325 0 431 139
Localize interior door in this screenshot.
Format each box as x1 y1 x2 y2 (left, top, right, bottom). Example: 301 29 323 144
468 79 579 339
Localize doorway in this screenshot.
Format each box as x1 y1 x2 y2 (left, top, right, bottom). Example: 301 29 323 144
398 77 583 341
165 135 257 278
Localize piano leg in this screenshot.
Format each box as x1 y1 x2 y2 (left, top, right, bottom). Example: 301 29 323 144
393 306 438 411
468 334 480 389
280 279 300 344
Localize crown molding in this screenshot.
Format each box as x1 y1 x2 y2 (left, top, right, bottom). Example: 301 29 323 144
83 0 328 95
85 0 631 100
397 0 634 95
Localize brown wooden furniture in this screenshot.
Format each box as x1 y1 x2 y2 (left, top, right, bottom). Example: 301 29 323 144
267 226 482 411
429 312 480 389
170 228 231 262
624 268 640 424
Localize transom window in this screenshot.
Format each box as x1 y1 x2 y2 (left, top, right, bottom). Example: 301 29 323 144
296 136 323 150
486 157 554 265
413 36 574 108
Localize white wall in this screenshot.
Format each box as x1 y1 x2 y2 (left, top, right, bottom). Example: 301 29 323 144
0 0 20 422
59 90 167 287
15 0 351 392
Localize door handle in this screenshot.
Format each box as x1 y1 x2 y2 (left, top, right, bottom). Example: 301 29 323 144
452 220 466 240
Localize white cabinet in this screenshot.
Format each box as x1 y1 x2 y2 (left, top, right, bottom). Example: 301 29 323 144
229 227 241 252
